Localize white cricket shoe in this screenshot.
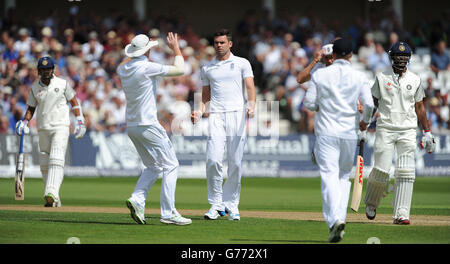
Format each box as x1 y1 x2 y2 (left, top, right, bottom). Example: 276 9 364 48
365 205 376 220
204 207 221 220
225 208 240 221
44 193 61 207
328 220 345 243
126 199 146 224
160 215 192 226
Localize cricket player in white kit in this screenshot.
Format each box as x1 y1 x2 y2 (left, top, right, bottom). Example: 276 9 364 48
16 56 86 207
191 29 256 221
304 38 374 242
364 42 436 225
117 33 191 225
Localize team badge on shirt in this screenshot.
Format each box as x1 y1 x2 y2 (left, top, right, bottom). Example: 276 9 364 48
55 88 59 93
406 85 412 90
386 82 392 90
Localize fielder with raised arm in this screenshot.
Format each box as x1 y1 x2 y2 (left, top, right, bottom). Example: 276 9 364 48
191 29 256 221
117 33 191 226
364 42 436 225
304 38 374 242
15 56 86 207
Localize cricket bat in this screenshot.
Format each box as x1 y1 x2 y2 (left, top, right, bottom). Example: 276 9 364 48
350 139 364 212
14 132 25 200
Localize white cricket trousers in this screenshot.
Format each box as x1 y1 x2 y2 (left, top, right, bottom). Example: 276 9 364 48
38 127 69 200
127 124 180 219
314 135 357 229
206 111 247 213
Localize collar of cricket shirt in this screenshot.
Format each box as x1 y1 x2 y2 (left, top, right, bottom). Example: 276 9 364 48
39 75 55 87
215 52 234 64
132 55 148 61
333 59 351 65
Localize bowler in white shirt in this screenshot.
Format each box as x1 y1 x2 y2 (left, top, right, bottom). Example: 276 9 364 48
191 29 256 221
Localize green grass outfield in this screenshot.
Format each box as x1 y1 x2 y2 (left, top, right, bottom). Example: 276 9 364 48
0 177 449 244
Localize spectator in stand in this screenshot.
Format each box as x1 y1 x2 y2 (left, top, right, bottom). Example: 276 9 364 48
3 38 19 62
82 31 104 63
0 86 13 113
14 28 32 56
358 33 376 66
389 32 399 48
367 42 390 73
0 114 10 133
430 40 450 75
0 7 449 136
0 31 10 54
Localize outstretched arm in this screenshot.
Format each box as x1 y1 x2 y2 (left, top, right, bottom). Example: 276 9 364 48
297 49 324 84
165 32 185 77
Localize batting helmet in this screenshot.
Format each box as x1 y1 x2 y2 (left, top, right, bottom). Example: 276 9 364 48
389 42 411 72
37 56 55 70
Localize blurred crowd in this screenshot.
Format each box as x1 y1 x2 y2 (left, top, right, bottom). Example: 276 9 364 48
1 6 449 136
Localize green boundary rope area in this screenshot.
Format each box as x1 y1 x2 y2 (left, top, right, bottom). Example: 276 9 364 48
0 177 449 244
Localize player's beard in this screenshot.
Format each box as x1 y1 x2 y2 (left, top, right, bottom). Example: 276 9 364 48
40 69 54 82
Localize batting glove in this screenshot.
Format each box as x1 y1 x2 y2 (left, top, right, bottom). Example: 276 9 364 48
420 131 436 154
74 117 86 139
358 130 367 145
15 120 30 136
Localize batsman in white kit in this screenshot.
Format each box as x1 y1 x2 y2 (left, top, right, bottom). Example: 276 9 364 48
304 38 374 242
117 33 191 225
191 29 256 221
15 56 86 207
364 42 436 225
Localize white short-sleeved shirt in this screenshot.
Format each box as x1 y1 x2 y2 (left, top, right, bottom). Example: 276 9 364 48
27 76 76 130
372 68 424 130
117 55 169 126
304 59 374 140
201 53 254 113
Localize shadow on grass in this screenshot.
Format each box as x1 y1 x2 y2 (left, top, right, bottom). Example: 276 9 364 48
40 219 148 226
231 238 327 244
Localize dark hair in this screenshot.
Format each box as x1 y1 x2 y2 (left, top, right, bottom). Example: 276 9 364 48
214 29 232 41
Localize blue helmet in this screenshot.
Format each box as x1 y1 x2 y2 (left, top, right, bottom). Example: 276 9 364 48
37 56 55 70
388 42 411 72
389 41 412 56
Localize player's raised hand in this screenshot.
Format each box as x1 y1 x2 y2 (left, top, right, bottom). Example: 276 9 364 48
313 49 325 63
167 32 180 52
